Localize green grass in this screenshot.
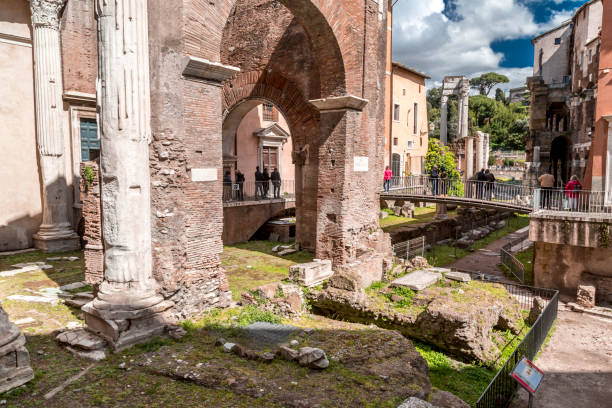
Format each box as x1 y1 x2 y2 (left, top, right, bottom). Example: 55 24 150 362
414 341 496 407
221 240 313 300
380 206 457 231
425 214 530 267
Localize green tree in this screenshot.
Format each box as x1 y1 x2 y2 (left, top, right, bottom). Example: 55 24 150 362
470 72 510 96
425 139 460 179
495 88 507 105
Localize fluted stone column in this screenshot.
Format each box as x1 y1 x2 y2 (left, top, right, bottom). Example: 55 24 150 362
440 95 448 145
30 0 79 252
0 303 33 393
82 0 171 350
459 86 470 139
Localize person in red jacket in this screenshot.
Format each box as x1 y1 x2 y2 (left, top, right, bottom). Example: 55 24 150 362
383 166 393 192
565 175 582 211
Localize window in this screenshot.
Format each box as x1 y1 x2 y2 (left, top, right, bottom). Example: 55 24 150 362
413 103 418 134
80 118 99 161
402 89 406 96
407 140 414 149
261 146 278 170
581 51 585 67
393 104 400 121
393 137 398 146
589 49 593 63
554 38 561 45
262 103 278 122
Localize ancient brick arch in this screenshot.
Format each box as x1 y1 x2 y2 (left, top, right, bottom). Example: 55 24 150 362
222 71 321 248
222 71 319 143
184 0 363 97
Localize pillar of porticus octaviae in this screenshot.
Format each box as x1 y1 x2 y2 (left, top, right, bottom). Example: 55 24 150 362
81 0 173 350
30 0 80 253
0 303 34 393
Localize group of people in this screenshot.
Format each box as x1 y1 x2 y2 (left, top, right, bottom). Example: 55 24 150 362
222 166 282 201
538 172 583 211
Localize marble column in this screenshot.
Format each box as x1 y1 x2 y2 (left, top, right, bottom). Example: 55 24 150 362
440 95 448 145
82 0 171 350
0 303 34 393
459 87 470 139
476 131 484 171
30 0 79 252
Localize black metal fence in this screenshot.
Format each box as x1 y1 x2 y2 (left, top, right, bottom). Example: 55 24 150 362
474 280 559 408
499 232 530 283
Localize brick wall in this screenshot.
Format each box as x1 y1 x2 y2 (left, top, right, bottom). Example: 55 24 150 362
82 0 391 318
79 162 103 288
60 0 97 94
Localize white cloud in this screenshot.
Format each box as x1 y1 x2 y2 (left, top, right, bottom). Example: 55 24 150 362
392 0 577 93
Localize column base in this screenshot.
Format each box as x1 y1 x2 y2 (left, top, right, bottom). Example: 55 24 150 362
435 204 449 220
0 332 34 394
33 231 80 253
82 291 174 351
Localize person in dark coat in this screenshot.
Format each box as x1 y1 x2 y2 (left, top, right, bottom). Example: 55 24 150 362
235 169 245 201
223 170 232 201
262 167 271 198
271 167 281 199
476 168 485 199
430 165 439 196
484 169 496 200
255 166 264 199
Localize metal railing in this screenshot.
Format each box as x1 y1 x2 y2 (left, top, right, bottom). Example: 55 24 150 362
533 187 612 214
222 180 295 202
383 175 612 215
499 231 530 283
383 176 534 210
475 283 558 408
392 236 425 260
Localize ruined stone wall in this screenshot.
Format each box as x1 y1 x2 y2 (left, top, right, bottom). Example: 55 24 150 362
530 211 612 300
79 162 103 288
60 0 97 94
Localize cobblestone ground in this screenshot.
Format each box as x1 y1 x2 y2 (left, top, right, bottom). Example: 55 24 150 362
510 301 612 408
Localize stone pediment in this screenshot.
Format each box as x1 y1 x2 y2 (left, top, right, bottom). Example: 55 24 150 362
254 123 290 141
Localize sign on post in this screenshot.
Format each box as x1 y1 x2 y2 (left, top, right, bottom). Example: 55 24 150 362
511 357 544 407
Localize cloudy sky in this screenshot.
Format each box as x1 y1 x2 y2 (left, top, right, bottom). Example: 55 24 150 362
392 0 588 93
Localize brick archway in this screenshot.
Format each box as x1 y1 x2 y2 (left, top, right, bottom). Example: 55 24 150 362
222 71 320 249
184 0 362 97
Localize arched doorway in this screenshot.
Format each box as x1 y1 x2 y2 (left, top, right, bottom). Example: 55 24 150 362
551 136 570 187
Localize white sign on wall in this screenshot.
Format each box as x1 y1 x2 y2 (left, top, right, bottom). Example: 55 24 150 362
191 168 217 182
354 156 369 172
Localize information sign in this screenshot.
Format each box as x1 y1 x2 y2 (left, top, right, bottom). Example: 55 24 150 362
511 357 544 395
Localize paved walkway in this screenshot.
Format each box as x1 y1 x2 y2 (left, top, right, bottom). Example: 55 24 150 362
447 226 529 279
510 302 612 408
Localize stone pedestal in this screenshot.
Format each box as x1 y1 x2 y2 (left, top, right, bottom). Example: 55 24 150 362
82 0 172 350
30 0 79 253
0 304 34 393
435 203 448 220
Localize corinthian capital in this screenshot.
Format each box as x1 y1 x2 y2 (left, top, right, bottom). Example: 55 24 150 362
29 0 66 30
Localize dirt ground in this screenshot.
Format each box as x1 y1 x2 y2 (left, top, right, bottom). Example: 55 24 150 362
448 227 528 281
510 301 612 408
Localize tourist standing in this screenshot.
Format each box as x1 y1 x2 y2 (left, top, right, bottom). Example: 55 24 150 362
262 167 271 198
476 168 486 199
223 170 232 201
538 171 555 209
565 175 582 211
430 165 439 196
484 169 496 200
271 167 281 199
439 168 448 196
255 166 264 199
383 166 392 192
235 169 245 201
